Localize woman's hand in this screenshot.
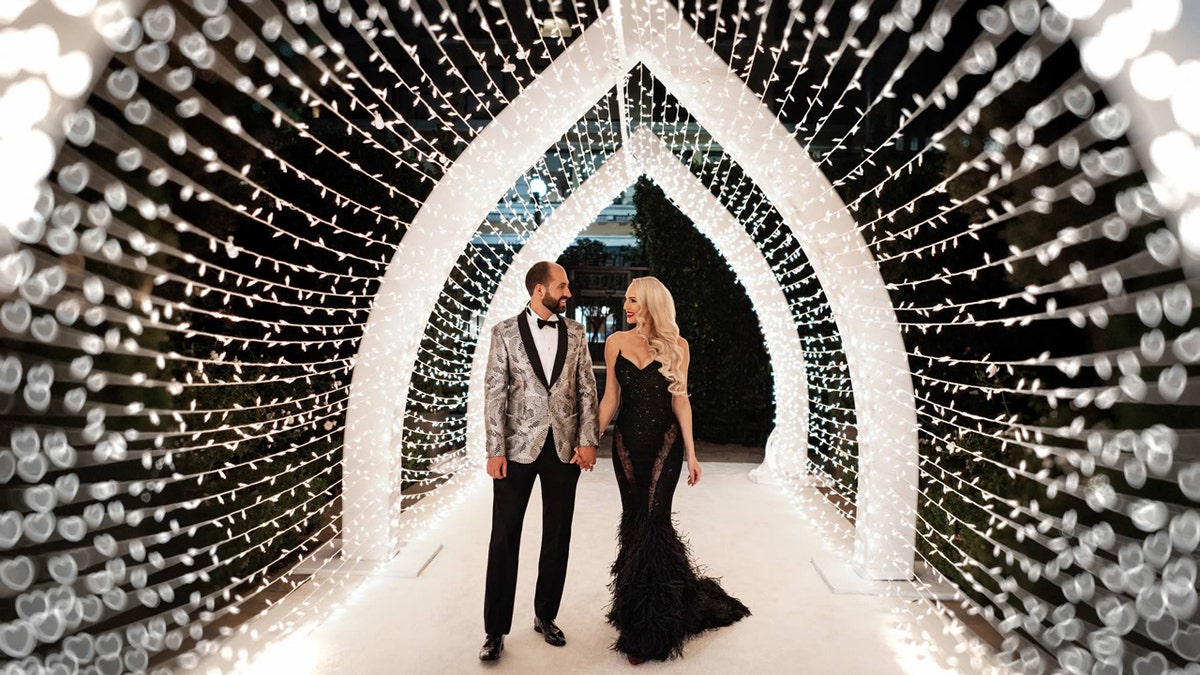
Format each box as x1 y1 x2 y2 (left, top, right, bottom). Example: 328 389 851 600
686 455 701 486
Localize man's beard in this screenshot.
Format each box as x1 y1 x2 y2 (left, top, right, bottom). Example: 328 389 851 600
541 294 566 314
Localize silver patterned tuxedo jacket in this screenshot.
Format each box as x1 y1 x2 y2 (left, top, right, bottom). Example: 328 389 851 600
484 313 600 463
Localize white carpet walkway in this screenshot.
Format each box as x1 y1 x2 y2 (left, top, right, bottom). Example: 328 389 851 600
194 461 1000 674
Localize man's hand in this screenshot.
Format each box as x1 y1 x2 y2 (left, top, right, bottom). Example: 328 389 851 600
486 456 507 479
570 445 597 471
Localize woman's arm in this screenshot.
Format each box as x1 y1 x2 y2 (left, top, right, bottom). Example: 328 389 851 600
671 339 702 486
598 333 622 433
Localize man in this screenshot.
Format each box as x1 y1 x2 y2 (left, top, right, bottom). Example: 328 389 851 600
479 261 599 662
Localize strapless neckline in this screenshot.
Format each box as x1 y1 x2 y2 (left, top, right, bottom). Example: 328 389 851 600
618 353 656 371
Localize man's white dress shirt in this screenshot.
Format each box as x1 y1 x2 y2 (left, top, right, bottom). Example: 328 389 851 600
525 306 560 384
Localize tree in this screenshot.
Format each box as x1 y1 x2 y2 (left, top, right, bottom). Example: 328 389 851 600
630 177 774 446
558 238 609 267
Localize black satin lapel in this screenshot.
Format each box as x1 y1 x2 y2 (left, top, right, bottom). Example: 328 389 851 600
549 320 568 387
516 315 551 390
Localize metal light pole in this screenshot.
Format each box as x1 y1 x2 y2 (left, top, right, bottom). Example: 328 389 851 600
529 175 548 225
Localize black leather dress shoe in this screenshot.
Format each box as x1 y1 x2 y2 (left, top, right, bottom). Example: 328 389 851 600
479 634 503 661
533 617 566 646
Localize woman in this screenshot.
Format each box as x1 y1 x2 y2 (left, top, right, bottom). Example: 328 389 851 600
598 276 750 664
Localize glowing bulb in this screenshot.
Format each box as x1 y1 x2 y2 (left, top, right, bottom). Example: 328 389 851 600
1046 0 1103 20
1130 51 1176 101
0 182 40 232
1132 0 1183 32
1179 206 1200 257
0 0 37 23
0 77 51 129
1150 131 1200 193
51 0 99 17
48 51 94 98
18 23 61 75
1170 61 1200 135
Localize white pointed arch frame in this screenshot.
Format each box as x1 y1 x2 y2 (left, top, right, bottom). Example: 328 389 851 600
345 0 919 579
2 2 1199 673
465 126 810 486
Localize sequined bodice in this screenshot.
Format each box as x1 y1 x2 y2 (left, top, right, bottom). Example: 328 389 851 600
614 353 674 439
613 353 681 515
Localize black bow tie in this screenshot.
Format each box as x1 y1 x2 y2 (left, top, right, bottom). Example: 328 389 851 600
537 317 559 330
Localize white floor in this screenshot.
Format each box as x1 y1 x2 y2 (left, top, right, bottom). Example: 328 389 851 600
192 462 1003 675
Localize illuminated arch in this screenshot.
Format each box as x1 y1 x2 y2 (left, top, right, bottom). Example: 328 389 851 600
346 0 917 579
465 127 810 486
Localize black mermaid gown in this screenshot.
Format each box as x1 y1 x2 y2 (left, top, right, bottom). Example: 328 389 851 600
607 354 750 660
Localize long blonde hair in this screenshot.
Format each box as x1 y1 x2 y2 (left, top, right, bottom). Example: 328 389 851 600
628 276 688 396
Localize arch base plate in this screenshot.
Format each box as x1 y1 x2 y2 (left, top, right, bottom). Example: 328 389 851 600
747 463 818 487
811 554 957 600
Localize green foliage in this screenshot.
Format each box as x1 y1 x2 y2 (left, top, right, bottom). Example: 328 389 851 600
558 238 610 267
630 177 774 446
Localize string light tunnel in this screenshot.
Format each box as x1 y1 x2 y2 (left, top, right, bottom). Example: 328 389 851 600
1 0 1199 673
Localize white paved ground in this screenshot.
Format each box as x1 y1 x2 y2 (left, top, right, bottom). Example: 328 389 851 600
191 461 1002 675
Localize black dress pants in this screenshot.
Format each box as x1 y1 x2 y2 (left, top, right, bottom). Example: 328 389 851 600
483 432 581 636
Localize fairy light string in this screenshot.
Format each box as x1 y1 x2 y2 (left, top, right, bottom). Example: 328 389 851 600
1 0 1198 672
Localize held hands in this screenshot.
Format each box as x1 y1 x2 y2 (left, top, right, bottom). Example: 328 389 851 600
486 456 507 480
570 446 597 471
686 455 701 486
